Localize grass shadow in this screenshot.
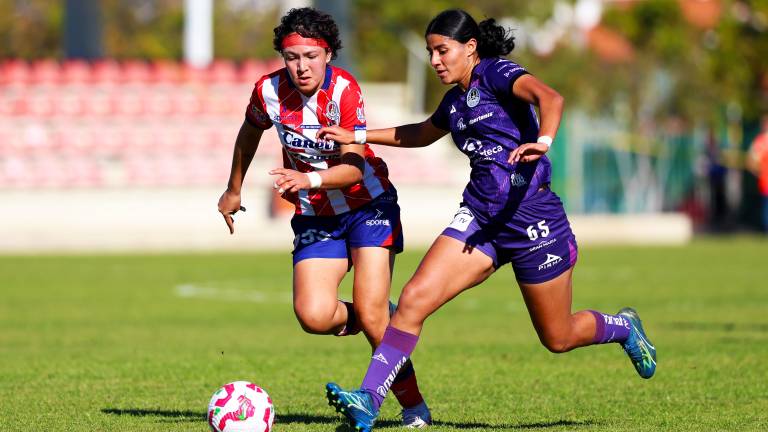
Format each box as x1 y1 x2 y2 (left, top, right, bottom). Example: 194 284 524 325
103 408 595 430
335 418 595 430
102 408 343 426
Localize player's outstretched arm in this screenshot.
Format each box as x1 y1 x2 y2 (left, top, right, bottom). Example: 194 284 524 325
317 119 448 148
218 120 264 234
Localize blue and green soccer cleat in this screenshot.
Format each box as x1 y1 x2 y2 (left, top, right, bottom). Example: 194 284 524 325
618 307 657 379
326 383 379 432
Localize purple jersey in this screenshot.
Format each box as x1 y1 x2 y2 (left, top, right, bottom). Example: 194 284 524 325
430 57 551 217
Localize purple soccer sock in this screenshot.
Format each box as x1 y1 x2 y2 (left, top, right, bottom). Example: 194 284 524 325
361 326 419 410
589 310 631 344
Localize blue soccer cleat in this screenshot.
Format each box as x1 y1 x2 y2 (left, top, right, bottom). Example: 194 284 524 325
618 307 657 379
326 382 379 432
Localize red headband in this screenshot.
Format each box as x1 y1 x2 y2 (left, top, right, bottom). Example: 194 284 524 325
281 32 329 49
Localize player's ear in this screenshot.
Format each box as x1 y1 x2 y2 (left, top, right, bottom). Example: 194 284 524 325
465 38 477 57
326 49 332 63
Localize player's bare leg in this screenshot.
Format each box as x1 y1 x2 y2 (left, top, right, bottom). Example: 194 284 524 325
292 258 350 335
519 267 657 377
391 235 496 335
326 235 495 430
350 246 396 346
518 267 597 352
350 246 431 427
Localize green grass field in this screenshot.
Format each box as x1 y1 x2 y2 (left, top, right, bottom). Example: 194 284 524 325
2 238 767 431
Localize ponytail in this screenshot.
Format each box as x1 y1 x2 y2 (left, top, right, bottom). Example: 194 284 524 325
477 18 515 58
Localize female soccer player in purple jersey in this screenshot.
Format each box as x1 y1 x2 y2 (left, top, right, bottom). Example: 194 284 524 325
216 8 430 427
318 9 657 431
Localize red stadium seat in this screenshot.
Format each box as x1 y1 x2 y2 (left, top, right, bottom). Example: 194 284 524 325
1 60 32 87
238 59 269 84
25 93 55 117
181 64 208 83
209 60 237 84
151 60 182 84
59 93 85 117
92 60 122 85
1 58 287 188
143 91 174 116
122 60 151 84
30 59 62 85
62 60 93 85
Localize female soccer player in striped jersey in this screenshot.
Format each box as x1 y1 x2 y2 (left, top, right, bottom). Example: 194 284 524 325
319 9 656 431
217 8 430 427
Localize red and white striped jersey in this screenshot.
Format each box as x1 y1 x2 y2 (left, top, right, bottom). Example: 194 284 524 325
245 65 392 216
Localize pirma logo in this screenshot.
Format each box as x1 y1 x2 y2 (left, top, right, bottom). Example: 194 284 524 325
372 352 388 365
538 253 562 271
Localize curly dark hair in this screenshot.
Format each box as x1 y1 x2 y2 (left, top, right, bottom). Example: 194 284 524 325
273 7 342 60
425 9 515 58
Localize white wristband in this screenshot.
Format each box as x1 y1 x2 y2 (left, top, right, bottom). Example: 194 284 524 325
354 129 367 144
537 135 553 147
306 171 323 189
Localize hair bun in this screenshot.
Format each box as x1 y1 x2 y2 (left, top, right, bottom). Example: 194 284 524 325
477 18 515 57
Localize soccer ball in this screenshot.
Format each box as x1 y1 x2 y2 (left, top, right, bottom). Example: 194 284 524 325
207 381 274 432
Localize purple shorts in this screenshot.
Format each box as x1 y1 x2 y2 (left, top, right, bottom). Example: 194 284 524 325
441 189 577 284
290 190 403 265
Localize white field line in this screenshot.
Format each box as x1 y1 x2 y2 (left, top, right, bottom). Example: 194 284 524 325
174 283 292 303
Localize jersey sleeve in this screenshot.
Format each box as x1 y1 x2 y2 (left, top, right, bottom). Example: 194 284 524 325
485 60 529 99
338 77 367 133
429 91 453 131
244 78 273 130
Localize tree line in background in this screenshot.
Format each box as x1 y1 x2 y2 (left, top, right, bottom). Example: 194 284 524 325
0 0 765 123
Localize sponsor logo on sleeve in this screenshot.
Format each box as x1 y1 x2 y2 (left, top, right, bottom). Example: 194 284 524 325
356 107 366 122
250 105 270 124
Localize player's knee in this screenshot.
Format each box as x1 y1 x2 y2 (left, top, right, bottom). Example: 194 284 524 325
356 308 388 338
540 335 572 353
293 304 335 334
395 281 432 325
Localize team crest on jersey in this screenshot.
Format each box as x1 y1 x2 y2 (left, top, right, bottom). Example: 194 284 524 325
325 100 340 124
250 104 270 123
466 87 480 107
356 107 366 123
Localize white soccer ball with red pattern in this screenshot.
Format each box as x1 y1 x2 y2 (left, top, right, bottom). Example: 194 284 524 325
207 381 274 432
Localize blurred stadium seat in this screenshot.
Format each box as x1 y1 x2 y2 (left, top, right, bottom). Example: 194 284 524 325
0 59 447 190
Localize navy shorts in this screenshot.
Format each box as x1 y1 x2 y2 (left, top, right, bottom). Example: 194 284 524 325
290 189 403 265
441 188 577 284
